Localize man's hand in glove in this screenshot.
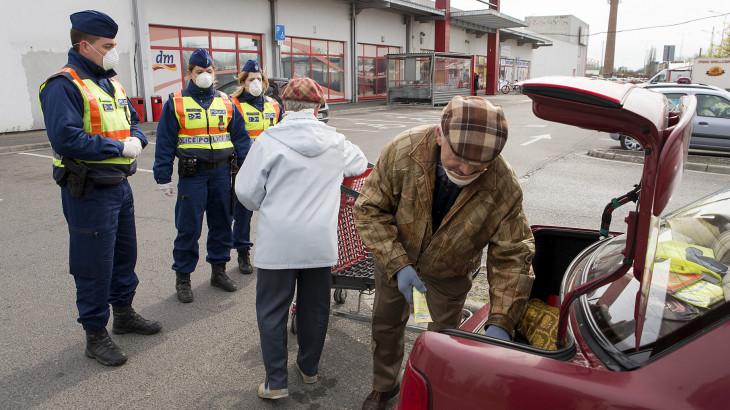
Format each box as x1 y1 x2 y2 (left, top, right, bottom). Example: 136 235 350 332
155 182 175 197
122 137 142 159
396 265 426 304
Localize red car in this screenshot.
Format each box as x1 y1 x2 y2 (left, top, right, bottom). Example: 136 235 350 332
397 77 730 409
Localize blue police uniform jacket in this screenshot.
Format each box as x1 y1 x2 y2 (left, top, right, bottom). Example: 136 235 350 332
153 80 251 184
39 49 147 175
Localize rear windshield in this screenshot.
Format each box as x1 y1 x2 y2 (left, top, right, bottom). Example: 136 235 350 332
582 188 730 360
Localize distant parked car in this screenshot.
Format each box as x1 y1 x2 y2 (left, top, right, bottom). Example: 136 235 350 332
396 76 730 410
611 83 730 152
217 76 329 123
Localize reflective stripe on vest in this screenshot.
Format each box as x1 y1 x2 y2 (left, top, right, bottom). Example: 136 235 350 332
172 91 234 158
232 96 280 138
40 66 134 176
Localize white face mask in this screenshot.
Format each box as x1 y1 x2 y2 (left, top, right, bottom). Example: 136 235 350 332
89 44 119 71
194 72 214 88
443 166 484 187
248 79 263 97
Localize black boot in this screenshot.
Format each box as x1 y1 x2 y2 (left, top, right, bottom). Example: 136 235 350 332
238 249 253 274
112 305 162 335
176 272 194 303
85 328 128 366
211 263 237 292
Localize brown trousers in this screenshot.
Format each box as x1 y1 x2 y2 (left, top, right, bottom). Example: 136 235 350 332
370 263 472 392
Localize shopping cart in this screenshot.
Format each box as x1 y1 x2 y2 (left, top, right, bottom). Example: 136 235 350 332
289 168 375 334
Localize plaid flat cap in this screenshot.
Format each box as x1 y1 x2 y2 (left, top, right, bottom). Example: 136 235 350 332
281 77 325 104
440 96 508 165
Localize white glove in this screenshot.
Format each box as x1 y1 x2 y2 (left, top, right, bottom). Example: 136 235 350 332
122 137 142 159
156 182 175 197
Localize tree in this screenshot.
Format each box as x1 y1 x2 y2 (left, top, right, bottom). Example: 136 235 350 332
706 23 730 57
644 46 657 77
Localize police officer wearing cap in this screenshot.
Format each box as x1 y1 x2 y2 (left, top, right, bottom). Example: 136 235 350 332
39 10 161 367
229 60 284 275
153 48 251 303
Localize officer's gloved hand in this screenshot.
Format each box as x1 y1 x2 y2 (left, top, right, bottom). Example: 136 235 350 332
156 182 175 197
396 265 426 304
484 325 511 341
122 137 142 159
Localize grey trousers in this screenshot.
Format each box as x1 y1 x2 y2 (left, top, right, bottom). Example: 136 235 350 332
256 267 332 389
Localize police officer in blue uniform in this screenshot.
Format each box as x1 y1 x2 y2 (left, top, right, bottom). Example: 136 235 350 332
153 48 251 303
229 60 284 275
39 10 161 367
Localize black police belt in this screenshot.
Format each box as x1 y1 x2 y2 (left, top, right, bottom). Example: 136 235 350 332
197 159 228 171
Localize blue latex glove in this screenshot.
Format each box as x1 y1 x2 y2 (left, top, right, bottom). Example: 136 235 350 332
396 265 426 304
485 325 511 341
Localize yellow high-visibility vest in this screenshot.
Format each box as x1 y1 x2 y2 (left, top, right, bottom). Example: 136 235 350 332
232 96 280 138
172 90 235 162
40 65 135 183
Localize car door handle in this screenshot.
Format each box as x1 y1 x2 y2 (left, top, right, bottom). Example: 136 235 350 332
698 122 708 125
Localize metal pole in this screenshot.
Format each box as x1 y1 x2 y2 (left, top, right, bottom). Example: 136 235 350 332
351 2 358 103
270 0 281 77
131 0 145 98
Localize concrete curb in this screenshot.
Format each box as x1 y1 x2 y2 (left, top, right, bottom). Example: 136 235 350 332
587 149 730 174
0 142 51 154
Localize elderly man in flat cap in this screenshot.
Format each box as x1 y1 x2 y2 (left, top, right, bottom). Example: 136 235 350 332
39 10 161 367
235 77 367 400
354 96 535 409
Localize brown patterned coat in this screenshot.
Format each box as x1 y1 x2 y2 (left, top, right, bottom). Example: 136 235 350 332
354 124 535 332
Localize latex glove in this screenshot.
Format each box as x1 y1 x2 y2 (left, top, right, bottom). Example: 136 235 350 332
156 182 175 197
396 265 426 304
485 325 511 341
122 137 142 159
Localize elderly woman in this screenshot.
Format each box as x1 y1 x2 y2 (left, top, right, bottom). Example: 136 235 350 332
153 48 251 303
229 60 284 275
235 78 367 400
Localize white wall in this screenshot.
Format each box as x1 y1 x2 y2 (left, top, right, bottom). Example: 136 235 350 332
1 1 136 132
530 39 584 77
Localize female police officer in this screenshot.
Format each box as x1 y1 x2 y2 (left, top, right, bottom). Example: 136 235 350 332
229 60 283 275
153 48 251 303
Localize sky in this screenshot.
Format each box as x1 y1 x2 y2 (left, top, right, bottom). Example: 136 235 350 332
449 0 729 70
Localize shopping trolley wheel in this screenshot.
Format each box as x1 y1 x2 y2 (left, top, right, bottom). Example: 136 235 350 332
333 289 347 304
290 312 297 334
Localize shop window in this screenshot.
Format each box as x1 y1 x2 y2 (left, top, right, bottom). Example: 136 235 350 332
281 36 346 101
238 34 260 51
181 29 208 48
150 25 262 99
211 31 236 50
357 43 401 99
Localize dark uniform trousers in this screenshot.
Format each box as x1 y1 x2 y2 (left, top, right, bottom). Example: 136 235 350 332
172 165 233 273
370 263 472 392
61 179 139 332
256 267 332 390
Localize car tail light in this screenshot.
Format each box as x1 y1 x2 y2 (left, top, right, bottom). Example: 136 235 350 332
398 362 431 410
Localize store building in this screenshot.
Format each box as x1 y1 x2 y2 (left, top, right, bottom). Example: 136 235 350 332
6 0 576 132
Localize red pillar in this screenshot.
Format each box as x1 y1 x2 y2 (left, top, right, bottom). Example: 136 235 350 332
435 0 450 52
485 33 499 95
485 0 500 95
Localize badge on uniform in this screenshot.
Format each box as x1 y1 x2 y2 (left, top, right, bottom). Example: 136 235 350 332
248 116 260 122
118 98 128 106
102 103 114 111
188 112 201 120
218 115 225 131
264 112 276 119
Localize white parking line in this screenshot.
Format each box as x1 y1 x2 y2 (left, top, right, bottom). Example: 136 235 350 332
18 152 153 172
